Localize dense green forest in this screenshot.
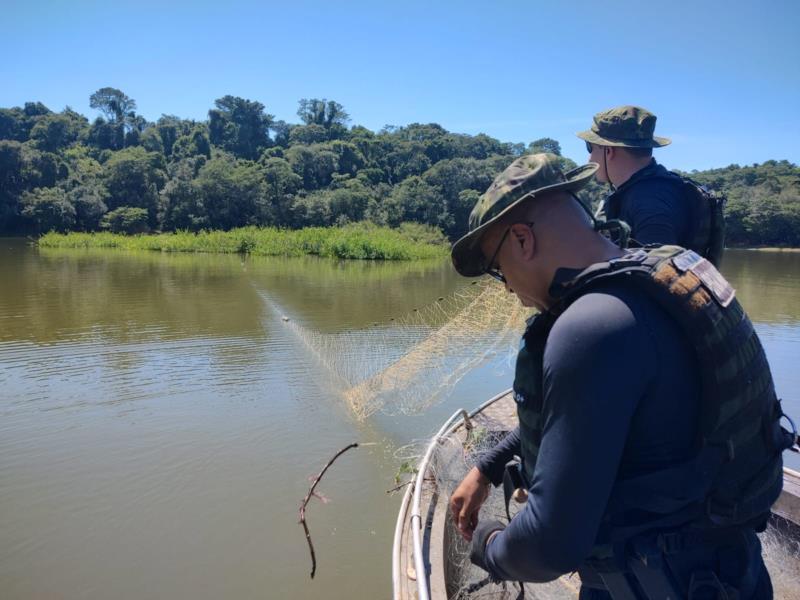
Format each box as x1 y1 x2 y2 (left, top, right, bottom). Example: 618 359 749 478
2 88 798 246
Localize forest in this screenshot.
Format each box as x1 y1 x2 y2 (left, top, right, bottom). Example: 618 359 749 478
2 88 798 246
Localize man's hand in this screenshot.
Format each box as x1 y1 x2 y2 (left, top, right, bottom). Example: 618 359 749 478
449 466 491 541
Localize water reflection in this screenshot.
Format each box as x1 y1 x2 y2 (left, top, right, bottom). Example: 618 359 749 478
0 240 798 600
722 249 800 324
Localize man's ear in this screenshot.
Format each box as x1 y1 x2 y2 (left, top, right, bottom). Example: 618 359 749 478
606 146 616 160
509 223 535 260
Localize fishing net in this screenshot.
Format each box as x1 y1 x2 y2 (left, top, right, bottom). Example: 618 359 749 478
422 409 581 599
759 517 800 600
404 401 800 600
257 280 528 420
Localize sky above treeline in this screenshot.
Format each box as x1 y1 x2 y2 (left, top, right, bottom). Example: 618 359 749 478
2 0 798 172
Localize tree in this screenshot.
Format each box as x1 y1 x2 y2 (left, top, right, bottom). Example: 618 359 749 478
21 146 65 189
171 125 211 160
270 120 292 147
384 141 431 183
383 176 447 227
89 87 137 125
208 96 273 160
0 140 25 230
153 115 194 157
0 107 26 141
30 110 88 152
261 157 303 227
288 124 329 145
88 117 125 151
297 99 350 129
103 147 166 226
285 144 338 190
159 176 206 231
327 180 372 224
528 137 562 156
139 127 165 154
326 140 366 176
291 191 332 227
101 206 149 233
20 187 76 232
69 182 108 230
194 156 266 229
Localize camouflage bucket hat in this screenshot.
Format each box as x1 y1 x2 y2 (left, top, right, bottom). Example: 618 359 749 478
577 105 671 148
451 153 598 277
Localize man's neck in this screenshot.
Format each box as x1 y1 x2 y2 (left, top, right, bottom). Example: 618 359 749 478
613 157 654 188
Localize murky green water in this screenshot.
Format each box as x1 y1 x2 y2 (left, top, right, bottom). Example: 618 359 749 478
1 240 798 600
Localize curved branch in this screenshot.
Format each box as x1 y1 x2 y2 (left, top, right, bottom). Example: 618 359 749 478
298 442 359 579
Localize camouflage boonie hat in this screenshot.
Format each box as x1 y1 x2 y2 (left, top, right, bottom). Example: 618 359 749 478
451 153 598 277
577 105 671 148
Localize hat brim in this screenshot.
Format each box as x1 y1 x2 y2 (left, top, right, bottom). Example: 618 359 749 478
450 162 598 277
576 129 671 148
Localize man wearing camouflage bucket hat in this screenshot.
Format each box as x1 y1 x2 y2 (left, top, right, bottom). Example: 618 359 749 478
449 153 786 598
578 106 725 266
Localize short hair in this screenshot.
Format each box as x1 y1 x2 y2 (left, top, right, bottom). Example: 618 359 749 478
622 146 653 159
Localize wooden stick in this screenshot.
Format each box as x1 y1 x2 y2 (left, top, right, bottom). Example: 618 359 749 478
385 480 413 495
298 442 359 579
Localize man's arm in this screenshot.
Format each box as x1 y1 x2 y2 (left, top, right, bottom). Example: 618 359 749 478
482 291 657 582
476 426 521 485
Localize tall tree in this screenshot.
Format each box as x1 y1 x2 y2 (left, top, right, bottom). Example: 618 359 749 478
89 87 137 125
208 96 273 160
297 99 350 129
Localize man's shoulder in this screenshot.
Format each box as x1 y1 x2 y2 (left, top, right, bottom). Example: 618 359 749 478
543 283 663 379
623 164 684 197
549 283 648 344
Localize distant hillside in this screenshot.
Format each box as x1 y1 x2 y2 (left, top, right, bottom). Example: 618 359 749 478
2 88 798 246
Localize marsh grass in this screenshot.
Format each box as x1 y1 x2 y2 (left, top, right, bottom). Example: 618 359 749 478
39 222 449 261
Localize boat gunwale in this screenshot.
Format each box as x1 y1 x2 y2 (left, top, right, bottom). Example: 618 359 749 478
394 388 514 600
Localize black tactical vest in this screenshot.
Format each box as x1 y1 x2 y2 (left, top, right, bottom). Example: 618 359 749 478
601 174 726 267
512 246 792 540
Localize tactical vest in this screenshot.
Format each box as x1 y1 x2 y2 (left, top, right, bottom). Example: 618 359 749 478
601 174 726 267
512 246 792 541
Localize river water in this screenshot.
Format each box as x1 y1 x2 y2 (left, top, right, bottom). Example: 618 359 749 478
1 240 798 600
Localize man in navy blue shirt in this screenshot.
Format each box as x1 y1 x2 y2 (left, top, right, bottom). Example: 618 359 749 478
577 106 695 250
449 153 785 599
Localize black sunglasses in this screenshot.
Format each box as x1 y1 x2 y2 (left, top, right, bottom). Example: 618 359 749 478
484 222 534 284
485 227 510 283
585 141 593 153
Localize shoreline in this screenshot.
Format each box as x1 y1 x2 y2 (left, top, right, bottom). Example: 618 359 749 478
35 224 450 261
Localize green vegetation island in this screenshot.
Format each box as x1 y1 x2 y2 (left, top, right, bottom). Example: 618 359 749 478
2 87 799 257
38 224 447 261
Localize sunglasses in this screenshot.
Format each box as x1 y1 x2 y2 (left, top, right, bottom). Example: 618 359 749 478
485 228 510 283
585 141 593 154
484 222 534 284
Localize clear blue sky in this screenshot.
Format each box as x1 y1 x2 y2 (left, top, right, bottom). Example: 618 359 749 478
2 0 798 171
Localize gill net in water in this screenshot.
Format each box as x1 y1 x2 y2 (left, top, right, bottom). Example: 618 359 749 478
260 280 528 420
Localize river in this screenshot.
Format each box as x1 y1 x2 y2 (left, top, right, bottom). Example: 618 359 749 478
1 239 798 600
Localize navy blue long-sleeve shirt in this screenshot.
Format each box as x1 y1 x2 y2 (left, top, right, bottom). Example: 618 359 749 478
603 160 692 248
476 280 700 583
